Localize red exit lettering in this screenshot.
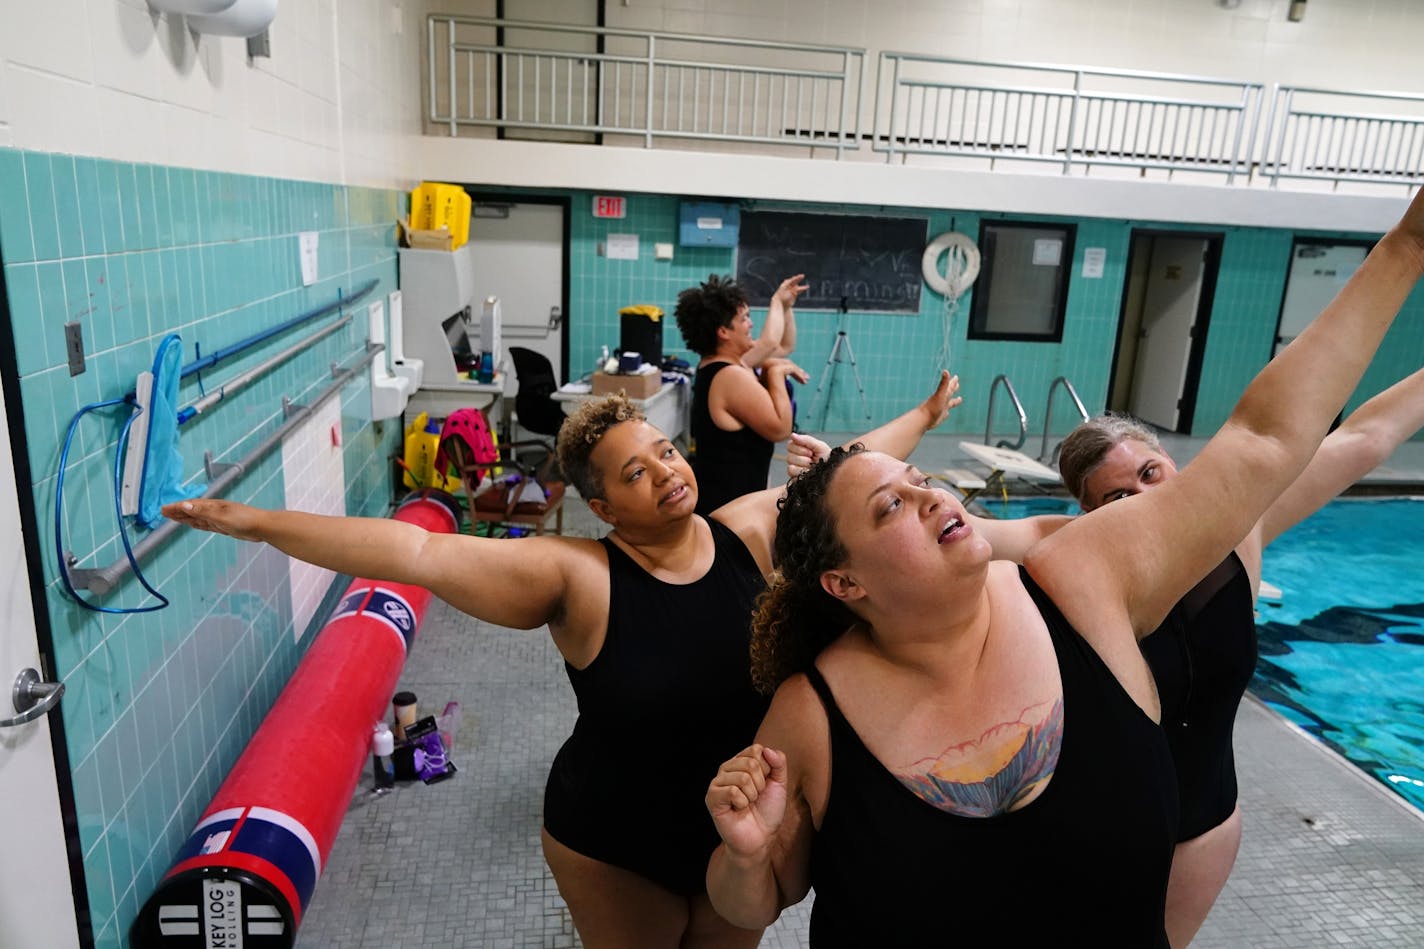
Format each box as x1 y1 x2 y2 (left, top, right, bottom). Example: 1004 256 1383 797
593 195 626 219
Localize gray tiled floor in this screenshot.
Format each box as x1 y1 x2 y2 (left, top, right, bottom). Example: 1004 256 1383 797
295 431 1424 948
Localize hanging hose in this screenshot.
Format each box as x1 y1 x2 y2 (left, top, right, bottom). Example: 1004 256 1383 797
55 398 170 613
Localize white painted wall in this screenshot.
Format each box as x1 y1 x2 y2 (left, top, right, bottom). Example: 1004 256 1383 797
0 0 428 188
605 0 1424 95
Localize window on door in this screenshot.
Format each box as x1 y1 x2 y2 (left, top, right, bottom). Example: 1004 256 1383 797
968 221 1076 342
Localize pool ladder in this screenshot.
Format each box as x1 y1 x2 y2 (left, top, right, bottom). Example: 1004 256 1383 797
1038 376 1090 464
984 374 1029 451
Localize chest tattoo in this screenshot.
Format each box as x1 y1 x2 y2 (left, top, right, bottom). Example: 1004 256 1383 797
893 700 1064 817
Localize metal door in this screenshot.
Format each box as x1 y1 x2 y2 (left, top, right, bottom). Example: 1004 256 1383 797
0 379 82 946
1129 236 1208 431
1275 241 1370 359
468 201 567 410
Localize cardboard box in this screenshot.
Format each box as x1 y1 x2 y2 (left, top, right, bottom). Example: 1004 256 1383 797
591 371 661 399
398 217 455 251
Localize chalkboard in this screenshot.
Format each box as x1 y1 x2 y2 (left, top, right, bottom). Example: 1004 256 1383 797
736 211 928 313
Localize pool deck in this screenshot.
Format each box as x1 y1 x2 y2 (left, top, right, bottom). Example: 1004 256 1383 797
294 431 1424 947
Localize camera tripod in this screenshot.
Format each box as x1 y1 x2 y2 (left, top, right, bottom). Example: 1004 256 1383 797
809 314 871 431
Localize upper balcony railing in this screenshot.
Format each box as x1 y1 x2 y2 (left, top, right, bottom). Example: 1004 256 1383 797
427 15 865 156
426 16 1424 191
873 54 1264 184
1260 85 1424 188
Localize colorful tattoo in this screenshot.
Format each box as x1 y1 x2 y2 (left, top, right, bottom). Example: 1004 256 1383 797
894 700 1064 817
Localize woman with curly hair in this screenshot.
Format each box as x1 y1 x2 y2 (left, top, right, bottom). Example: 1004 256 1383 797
675 273 810 514
704 187 1424 946
165 373 958 949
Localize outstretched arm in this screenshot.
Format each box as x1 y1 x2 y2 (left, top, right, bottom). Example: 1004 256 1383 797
163 499 582 630
852 370 961 458
721 371 961 566
742 275 806 369
1260 365 1424 546
1033 188 1424 639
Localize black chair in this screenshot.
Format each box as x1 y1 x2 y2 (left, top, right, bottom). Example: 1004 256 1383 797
504 346 566 478
509 347 567 437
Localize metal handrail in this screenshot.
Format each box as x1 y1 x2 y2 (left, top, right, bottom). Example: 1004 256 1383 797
66 345 383 596
984 374 1028 451
1038 376 1090 464
874 52 1263 182
428 15 865 156
1262 83 1424 187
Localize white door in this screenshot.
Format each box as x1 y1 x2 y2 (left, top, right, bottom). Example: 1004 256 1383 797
469 202 566 405
0 381 82 946
1275 242 1369 358
1129 237 1207 431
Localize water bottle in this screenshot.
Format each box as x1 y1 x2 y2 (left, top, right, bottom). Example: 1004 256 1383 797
372 722 395 794
437 700 462 754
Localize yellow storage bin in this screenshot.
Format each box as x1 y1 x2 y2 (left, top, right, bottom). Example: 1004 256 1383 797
409 182 472 250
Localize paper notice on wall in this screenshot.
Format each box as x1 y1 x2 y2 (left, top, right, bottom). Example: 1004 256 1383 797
606 233 639 260
300 231 319 286
1032 238 1062 266
1082 247 1106 278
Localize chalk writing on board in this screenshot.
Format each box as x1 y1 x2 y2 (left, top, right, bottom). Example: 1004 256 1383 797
736 211 928 313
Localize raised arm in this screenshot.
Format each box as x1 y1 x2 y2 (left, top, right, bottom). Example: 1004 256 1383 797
852 370 961 458
163 498 589 631
724 371 962 566
741 275 806 369
1260 365 1424 546
1032 188 1424 637
714 360 802 442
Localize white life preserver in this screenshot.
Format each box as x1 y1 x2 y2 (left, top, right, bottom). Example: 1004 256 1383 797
921 232 981 298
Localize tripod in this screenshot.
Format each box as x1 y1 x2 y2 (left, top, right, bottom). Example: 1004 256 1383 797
810 308 871 430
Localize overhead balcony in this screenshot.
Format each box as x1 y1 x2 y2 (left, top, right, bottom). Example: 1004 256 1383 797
414 15 1422 232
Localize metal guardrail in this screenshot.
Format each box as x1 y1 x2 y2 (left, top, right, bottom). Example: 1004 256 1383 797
985 374 1028 451
426 19 1424 191
428 15 865 155
1038 376 1089 464
67 346 383 596
1261 84 1424 188
874 54 1264 183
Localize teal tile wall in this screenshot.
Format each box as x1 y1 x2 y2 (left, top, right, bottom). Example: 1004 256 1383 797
550 188 1424 441
565 195 1133 437
0 148 404 948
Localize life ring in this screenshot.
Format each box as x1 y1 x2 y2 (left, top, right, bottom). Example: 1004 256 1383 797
922 232 981 298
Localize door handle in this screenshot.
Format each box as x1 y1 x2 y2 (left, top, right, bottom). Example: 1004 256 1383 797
0 668 65 728
548 306 563 331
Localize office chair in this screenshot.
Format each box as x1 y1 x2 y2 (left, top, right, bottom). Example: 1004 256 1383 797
508 347 566 438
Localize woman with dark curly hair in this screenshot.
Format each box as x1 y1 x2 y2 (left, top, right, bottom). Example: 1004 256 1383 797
704 188 1424 946
676 273 809 514
165 374 958 949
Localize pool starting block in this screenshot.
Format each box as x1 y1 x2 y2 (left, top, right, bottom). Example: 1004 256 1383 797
954 441 1062 503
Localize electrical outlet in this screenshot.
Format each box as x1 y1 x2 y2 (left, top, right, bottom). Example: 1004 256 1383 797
64 322 86 376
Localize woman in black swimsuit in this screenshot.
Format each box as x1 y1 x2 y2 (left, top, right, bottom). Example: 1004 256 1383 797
704 187 1424 946
1053 363 1424 946
165 375 959 949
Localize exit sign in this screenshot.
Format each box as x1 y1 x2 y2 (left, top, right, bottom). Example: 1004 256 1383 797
593 195 626 219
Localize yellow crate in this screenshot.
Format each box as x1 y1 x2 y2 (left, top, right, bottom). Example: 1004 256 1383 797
409 182 471 250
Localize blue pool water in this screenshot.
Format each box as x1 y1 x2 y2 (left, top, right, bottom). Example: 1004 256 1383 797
1253 497 1424 813
983 495 1424 814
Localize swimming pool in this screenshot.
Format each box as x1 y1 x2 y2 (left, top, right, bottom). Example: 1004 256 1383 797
982 494 1424 815
1253 497 1424 814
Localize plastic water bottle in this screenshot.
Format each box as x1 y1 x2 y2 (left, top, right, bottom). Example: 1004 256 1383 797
372 722 395 794
437 701 462 754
